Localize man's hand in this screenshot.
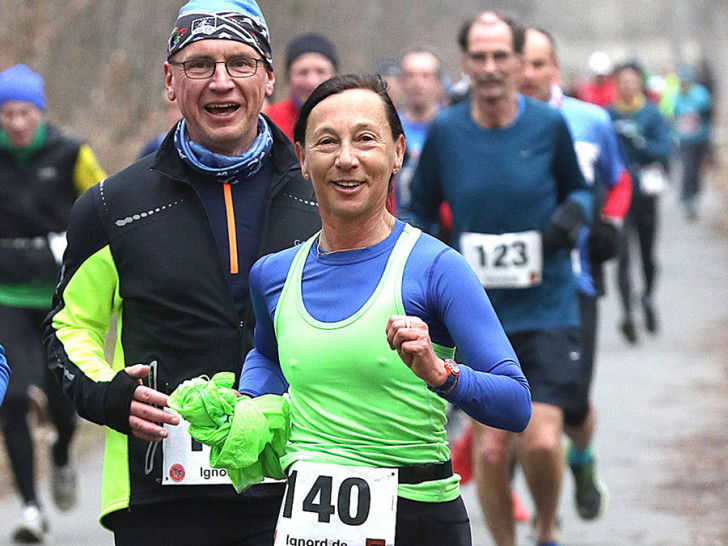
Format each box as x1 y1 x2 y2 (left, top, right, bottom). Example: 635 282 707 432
125 364 179 442
386 316 448 387
542 200 586 253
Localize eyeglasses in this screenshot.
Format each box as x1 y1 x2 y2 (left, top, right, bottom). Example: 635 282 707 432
169 56 265 79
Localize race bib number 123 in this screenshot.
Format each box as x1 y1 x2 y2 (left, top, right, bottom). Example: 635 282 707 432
460 230 543 289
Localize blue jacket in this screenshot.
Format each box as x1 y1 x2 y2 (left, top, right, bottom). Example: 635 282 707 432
609 99 674 195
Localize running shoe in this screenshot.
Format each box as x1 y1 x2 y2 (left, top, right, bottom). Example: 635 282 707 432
620 319 638 344
568 446 609 520
51 463 78 511
12 503 48 543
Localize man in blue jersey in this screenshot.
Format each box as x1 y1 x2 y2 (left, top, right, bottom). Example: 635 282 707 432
520 27 633 522
410 12 591 546
395 49 444 219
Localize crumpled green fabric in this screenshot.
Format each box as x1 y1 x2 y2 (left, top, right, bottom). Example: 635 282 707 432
168 372 289 493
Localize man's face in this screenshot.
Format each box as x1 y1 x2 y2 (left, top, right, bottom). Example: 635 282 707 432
462 16 522 104
288 52 336 105
0 100 43 148
519 29 558 102
400 52 442 112
164 39 274 157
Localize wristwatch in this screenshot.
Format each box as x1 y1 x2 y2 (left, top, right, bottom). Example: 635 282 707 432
428 358 460 396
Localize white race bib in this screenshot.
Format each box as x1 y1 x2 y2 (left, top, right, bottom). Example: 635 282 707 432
161 411 231 486
460 230 543 289
640 164 667 196
274 461 398 546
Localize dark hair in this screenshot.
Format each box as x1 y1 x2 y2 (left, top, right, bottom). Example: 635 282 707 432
613 61 648 92
293 73 404 146
614 61 645 78
457 12 525 54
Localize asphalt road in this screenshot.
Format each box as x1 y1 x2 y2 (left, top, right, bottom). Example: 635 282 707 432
1 182 726 545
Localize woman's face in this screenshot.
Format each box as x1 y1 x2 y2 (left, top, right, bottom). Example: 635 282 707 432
616 68 642 103
296 88 405 224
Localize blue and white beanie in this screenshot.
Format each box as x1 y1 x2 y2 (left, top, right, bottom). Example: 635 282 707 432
167 0 273 70
0 64 46 111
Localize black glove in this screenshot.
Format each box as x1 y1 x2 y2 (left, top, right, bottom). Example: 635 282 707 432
542 200 585 253
589 219 620 263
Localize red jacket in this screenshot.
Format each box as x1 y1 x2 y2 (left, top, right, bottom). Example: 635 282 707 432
264 97 299 141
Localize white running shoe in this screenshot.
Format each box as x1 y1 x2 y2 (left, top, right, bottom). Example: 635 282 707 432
12 503 48 543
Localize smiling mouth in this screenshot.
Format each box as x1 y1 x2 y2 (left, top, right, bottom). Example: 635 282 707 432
205 103 240 115
333 180 364 188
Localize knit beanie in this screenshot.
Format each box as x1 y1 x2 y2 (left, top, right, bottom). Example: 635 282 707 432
285 33 338 73
168 0 273 69
0 64 46 111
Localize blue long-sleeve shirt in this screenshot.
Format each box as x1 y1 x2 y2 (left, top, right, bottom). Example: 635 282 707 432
674 84 712 144
239 220 532 432
609 99 674 195
410 95 592 333
557 93 632 296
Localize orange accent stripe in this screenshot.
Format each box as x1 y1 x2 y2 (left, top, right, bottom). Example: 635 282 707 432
223 183 239 274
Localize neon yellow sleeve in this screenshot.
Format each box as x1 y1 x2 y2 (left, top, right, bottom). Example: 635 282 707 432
73 144 106 194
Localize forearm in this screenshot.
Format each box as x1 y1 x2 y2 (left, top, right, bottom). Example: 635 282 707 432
43 188 129 429
444 361 531 431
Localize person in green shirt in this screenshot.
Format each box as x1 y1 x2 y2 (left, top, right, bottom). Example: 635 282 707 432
0 63 105 543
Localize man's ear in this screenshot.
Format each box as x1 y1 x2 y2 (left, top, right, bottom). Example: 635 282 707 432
164 62 177 102
295 141 309 179
265 69 276 98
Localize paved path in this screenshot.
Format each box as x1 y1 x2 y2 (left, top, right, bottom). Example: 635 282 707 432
1 183 726 545
463 182 728 545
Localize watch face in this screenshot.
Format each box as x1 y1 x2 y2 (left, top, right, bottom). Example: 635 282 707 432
445 359 460 375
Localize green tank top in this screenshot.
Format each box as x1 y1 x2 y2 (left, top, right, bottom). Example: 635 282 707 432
275 224 459 502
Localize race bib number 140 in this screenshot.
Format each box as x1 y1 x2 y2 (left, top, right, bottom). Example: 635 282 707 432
460 230 543 289
274 461 397 546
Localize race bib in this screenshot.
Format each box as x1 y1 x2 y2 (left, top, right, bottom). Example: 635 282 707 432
161 411 231 486
640 164 667 196
274 461 398 546
460 231 543 289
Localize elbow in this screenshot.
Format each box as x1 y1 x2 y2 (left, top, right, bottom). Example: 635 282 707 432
510 389 533 433
511 402 533 433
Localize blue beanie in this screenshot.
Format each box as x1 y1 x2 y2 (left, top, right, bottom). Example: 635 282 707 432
168 0 273 69
0 64 46 111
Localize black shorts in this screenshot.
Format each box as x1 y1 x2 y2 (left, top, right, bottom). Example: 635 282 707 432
507 327 582 415
108 492 471 546
395 496 471 546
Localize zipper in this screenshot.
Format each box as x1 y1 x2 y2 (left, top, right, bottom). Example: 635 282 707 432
223 183 239 274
